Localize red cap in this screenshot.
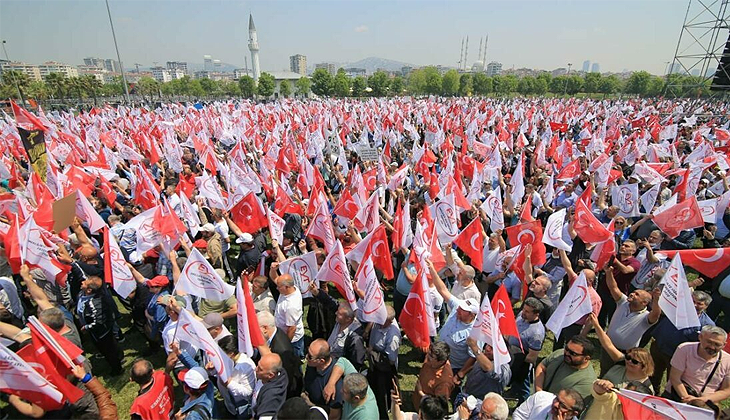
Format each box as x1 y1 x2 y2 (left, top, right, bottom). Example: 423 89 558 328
146 275 170 288
192 239 208 249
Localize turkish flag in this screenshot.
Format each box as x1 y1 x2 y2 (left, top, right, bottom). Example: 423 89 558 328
491 284 520 339
369 224 394 279
362 168 377 191
453 217 485 271
230 192 268 234
306 201 336 253
11 100 47 131
590 220 616 271
65 166 95 198
556 159 581 181
656 247 730 278
578 182 592 208
573 199 612 244
616 389 714 420
549 121 568 133
652 197 704 239
715 128 730 142
333 188 359 220
152 201 187 240
398 268 431 351
16 345 83 410
273 185 303 217
519 196 534 222
506 220 546 266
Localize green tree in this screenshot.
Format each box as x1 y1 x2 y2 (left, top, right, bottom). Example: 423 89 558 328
26 81 49 103
441 69 459 96
407 68 426 94
625 71 652 96
549 75 567 94
368 71 390 96
219 80 241 97
279 79 291 98
423 67 442 95
81 75 102 105
517 76 535 95
238 76 255 98
67 77 87 102
458 73 473 96
333 69 351 97
390 76 405 96
645 76 665 97
199 78 217 96
533 76 549 95
3 70 31 103
565 75 584 95
296 76 311 97
598 75 621 95
160 82 175 98
137 76 159 101
494 75 518 94
101 76 123 97
257 72 276 98
311 68 334 96
351 76 366 97
584 72 602 93
472 73 492 95
188 80 205 97
536 72 552 90
44 72 67 100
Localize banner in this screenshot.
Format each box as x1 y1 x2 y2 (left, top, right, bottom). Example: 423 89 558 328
278 251 319 298
18 127 48 183
545 272 593 339
658 254 700 329
176 249 235 301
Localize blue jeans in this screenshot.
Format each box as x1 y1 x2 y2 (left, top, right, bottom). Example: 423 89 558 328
291 337 304 358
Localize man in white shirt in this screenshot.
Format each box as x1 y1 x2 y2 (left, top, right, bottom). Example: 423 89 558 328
444 246 481 303
512 389 584 420
274 274 305 357
251 275 276 315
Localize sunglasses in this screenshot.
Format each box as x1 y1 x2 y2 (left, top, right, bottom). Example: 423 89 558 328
554 398 577 413
626 356 643 366
565 348 585 357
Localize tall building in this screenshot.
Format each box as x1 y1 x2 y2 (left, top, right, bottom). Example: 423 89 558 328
203 55 213 71
151 66 172 83
77 65 109 83
103 59 120 73
167 61 188 74
315 62 337 75
486 61 502 76
0 61 42 81
582 60 590 73
344 67 366 78
290 54 307 75
84 57 106 68
38 61 78 78
248 14 261 83
213 59 222 68
591 63 600 73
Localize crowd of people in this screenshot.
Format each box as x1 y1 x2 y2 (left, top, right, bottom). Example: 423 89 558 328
0 96 729 420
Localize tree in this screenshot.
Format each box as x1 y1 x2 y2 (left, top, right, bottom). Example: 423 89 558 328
311 68 334 96
44 72 67 101
188 80 205 97
238 76 255 98
472 73 492 95
390 76 405 96
565 75 584 95
279 79 291 98
351 76 366 97
458 73 473 96
441 70 459 96
219 80 241 97
257 72 276 98
423 67 442 95
517 76 535 95
199 78 217 96
549 75 567 94
102 76 124 97
584 72 601 93
645 76 665 97
296 76 311 97
26 81 49 103
533 76 549 95
81 75 102 105
598 75 621 95
67 77 87 102
407 68 427 94
368 71 390 96
493 75 518 94
625 71 652 96
137 76 159 101
333 69 350 97
3 70 30 103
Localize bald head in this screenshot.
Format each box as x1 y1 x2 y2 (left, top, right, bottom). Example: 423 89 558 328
256 353 283 382
276 274 295 295
78 245 98 260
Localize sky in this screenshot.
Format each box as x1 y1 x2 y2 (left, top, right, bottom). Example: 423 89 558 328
0 0 694 75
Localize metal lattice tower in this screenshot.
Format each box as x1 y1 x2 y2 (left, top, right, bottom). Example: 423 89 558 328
666 0 730 96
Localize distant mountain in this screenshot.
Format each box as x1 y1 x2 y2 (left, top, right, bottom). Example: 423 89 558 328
343 57 416 73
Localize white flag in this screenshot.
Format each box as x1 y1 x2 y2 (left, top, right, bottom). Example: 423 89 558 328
546 272 593 340
178 193 201 237
75 191 106 233
430 194 459 245
611 184 640 218
0 342 64 407
235 279 254 356
510 154 525 205
639 183 661 213
658 254 700 329
177 249 235 301
278 251 319 299
354 255 387 324
616 389 714 420
177 309 234 382
316 240 357 309
470 294 511 373
195 172 226 210
697 197 721 224
267 208 285 244
542 209 572 252
481 186 505 233
104 228 136 299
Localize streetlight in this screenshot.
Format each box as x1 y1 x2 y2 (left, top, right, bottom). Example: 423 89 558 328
105 0 130 104
1 40 26 107
563 62 572 95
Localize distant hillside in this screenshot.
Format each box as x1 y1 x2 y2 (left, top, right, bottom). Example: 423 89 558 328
343 57 416 73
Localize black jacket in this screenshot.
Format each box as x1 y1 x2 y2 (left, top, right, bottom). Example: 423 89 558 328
254 369 288 418
77 287 115 340
268 329 304 398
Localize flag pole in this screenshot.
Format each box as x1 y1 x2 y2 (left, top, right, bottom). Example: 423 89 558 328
104 0 131 105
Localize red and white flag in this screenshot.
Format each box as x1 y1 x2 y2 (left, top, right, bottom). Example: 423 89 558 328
611 184 640 218
19 217 69 286
430 194 460 245
658 254 700 329
640 183 661 213
0 342 65 411
266 208 285 244
279 251 319 298
556 159 581 181
75 191 106 233
470 294 511 373
657 247 730 278
697 197 721 224
387 165 410 191
399 266 431 351
506 220 546 266
306 201 336 253
103 227 136 299
196 172 226 209
332 188 360 220
354 190 381 234
590 220 616 271
510 153 525 205
354 252 387 324
545 272 593 340
653 197 704 239
235 277 266 357
316 240 357 309
481 186 505 233
491 284 520 340
176 309 234 382
176 248 235 301
179 193 201 237
616 389 714 420
573 199 612 244
542 209 572 252
453 217 484 271
230 192 268 235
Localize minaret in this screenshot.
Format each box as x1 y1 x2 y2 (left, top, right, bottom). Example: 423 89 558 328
464 36 469 71
248 14 261 84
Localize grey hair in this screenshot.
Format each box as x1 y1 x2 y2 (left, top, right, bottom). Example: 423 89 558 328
523 297 544 314
692 290 712 307
338 302 355 320
385 305 396 322
343 373 368 400
482 393 509 420
257 311 276 328
701 325 728 340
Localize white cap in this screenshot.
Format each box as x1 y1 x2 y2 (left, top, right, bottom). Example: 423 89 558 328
236 232 254 244
199 223 215 233
458 298 479 314
179 366 207 389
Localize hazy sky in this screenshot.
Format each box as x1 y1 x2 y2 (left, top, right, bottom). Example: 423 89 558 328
1 0 691 74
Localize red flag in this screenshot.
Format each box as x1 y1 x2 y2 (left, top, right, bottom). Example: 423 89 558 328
11 100 47 131
491 284 520 339
505 220 546 266
3 215 21 274
398 268 431 351
240 274 266 349
369 225 394 279
591 220 616 271
230 192 268 234
519 197 534 222
362 169 377 191
306 201 336 253
573 199 612 244
332 188 360 220
453 217 484 271
152 201 187 240
273 186 303 217
715 128 730 142
656 247 730 278
577 182 592 208
653 197 704 239
556 159 581 181
0 344 66 411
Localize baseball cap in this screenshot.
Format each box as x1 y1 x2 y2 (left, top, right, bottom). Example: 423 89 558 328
458 298 479 314
177 367 208 390
202 312 224 329
146 275 170 288
192 239 208 249
199 223 215 233
236 232 254 244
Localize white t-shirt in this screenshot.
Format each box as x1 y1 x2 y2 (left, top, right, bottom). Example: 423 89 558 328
214 219 230 252
275 288 304 342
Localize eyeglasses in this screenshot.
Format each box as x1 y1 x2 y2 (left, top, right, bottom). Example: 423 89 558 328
626 356 644 366
565 348 585 357
553 397 577 413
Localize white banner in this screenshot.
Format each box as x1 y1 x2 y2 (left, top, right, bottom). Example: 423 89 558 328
177 249 235 301
546 272 593 340
279 251 319 299
658 254 700 329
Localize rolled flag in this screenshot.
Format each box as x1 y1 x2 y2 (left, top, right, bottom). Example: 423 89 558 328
235 277 265 357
